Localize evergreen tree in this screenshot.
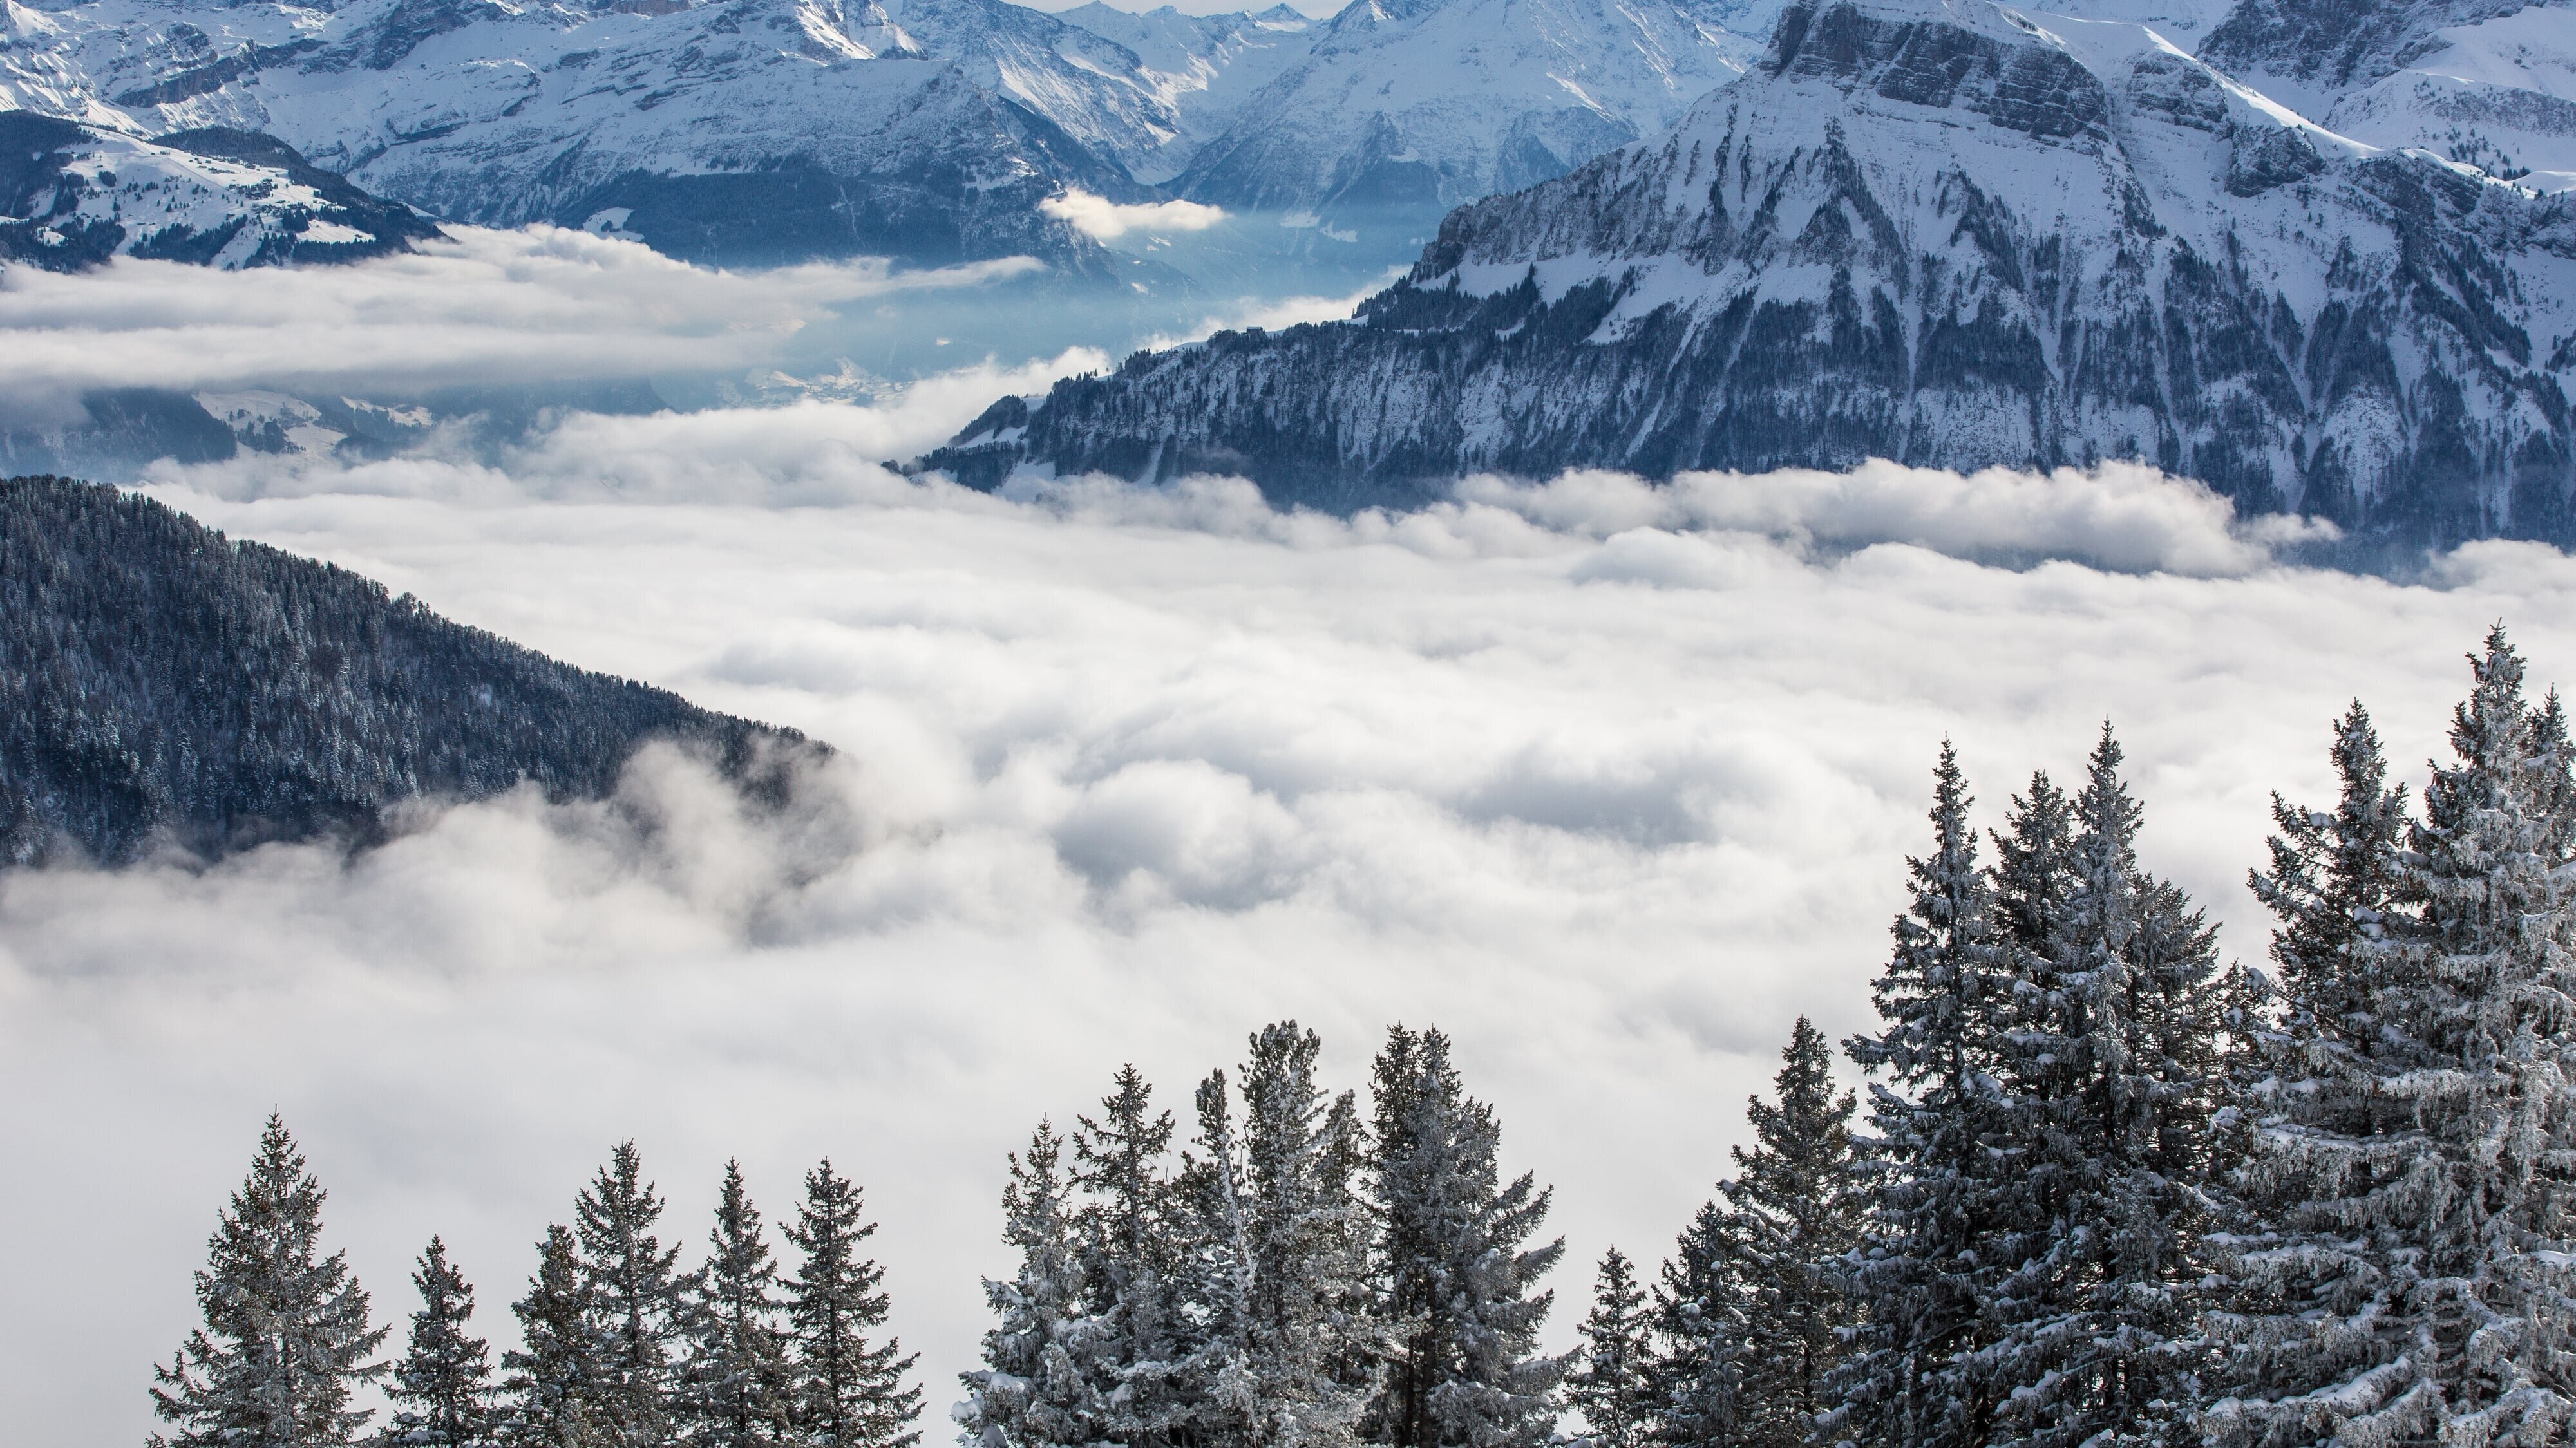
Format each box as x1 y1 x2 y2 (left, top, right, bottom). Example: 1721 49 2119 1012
1199 1022 1373 1448
1719 1019 1862 1448
958 1123 1109 1448
782 1160 921 1448
149 1113 390 1448
1365 1025 1566 1448
1646 1202 1747 1447
1985 727 2223 1448
2246 700 2408 1054
1179 1070 1264 1447
1072 1067 1191 1448
1991 770 2074 962
388 1237 499 1447
576 1142 690 1448
2210 629 2576 1448
504 1225 603 1448
681 1162 794 1447
1834 743 2016 1448
1565 1250 1653 1448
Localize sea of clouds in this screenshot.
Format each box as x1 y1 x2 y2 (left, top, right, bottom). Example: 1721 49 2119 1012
8 238 2576 1446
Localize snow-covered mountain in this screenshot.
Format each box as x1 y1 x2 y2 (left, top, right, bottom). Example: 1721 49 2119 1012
0 0 1778 269
925 0 2576 549
1 0 1151 270
1054 3 1318 183
0 111 438 270
1170 0 1768 211
2199 0 2576 183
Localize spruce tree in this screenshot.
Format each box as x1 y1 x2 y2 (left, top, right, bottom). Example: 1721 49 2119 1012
682 1162 794 1447
149 1113 390 1448
958 1122 1108 1448
1647 1201 1748 1447
505 1224 603 1448
2210 630 2576 1448
1985 728 2222 1448
1072 1066 1191 1448
1200 1022 1372 1448
1566 1250 1653 1448
388 1237 499 1447
782 1160 921 1448
1719 1019 1862 1448
1179 1070 1263 1447
576 1142 690 1448
1834 743 2016 1448
1365 1025 1566 1448
2246 701 2408 1049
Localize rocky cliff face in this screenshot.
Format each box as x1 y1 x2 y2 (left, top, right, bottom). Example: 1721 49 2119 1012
926 0 2576 550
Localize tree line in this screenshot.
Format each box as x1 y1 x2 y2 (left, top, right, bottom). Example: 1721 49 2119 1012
148 626 2576 1448
151 1132 918 1448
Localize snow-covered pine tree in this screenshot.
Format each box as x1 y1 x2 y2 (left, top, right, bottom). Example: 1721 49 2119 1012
783 1160 921 1448
1179 1069 1264 1447
1072 1066 1191 1448
1984 728 2223 1448
2246 701 2409 1052
504 1223 604 1448
1718 1019 1862 1448
1992 770 2074 964
1833 743 2016 1448
681 1161 794 1447
149 1113 390 1448
1647 1199 1748 1447
576 1142 690 1448
1365 1026 1566 1448
958 1122 1113 1448
387 1237 499 1447
2210 629 2576 1448
1236 1022 1372 1448
1565 1249 1653 1448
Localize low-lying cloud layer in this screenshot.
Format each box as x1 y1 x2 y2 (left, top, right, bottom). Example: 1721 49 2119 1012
0 227 1038 423
9 392 2576 1445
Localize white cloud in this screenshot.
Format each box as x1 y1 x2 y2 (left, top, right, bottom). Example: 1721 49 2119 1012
0 227 1041 424
1041 189 1228 240
1456 462 2342 578
7 412 2576 1447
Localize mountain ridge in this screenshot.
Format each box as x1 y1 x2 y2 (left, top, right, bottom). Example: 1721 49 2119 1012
919 0 2576 550
0 475 810 865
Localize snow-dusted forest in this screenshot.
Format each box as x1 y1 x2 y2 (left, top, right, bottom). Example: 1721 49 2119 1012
147 626 2576 1448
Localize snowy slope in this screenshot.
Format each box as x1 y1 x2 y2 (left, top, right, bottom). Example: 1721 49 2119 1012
930 0 2576 550
2194 0 2576 184
1055 2 1315 183
1172 0 1768 210
0 111 439 270
2313 5 2576 185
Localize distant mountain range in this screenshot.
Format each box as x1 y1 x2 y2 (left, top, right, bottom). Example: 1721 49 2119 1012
0 0 1772 270
921 0 2576 552
0 475 804 865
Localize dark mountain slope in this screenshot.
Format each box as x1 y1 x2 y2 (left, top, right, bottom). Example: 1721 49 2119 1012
0 476 807 865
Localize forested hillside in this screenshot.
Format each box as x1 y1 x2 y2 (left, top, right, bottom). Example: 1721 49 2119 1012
0 476 803 865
